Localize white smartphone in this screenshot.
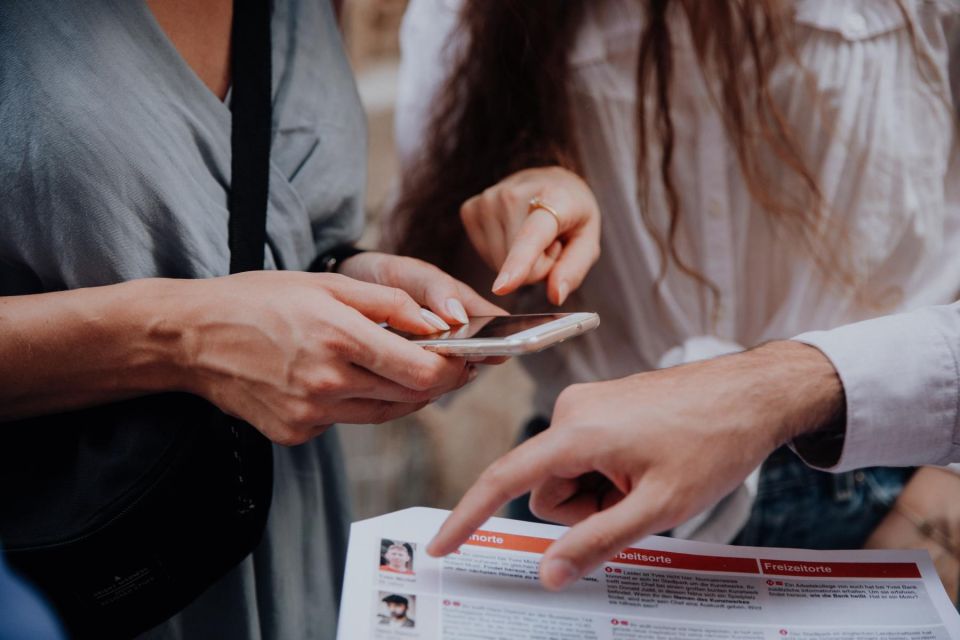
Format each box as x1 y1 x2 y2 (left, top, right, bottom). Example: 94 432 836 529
394 313 600 356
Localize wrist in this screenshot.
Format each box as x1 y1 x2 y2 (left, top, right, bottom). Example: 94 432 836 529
745 341 846 447
311 244 368 274
117 278 198 395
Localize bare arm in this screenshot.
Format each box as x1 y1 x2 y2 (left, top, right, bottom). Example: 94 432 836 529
0 278 184 420
0 270 485 443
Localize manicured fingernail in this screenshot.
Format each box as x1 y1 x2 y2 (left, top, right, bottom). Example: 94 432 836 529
542 558 579 590
446 298 469 324
556 281 570 306
420 309 450 331
492 271 512 293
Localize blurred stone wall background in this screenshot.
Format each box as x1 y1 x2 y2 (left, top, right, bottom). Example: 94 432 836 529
336 0 535 520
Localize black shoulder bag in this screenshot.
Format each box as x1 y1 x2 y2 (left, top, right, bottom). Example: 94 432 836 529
0 3 276 637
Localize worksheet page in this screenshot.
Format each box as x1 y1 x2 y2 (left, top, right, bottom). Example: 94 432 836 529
338 507 960 639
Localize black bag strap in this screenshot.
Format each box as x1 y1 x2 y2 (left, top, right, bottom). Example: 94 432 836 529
228 0 273 273
224 0 275 521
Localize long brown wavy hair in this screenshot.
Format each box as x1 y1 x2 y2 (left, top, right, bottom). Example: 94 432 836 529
389 0 896 303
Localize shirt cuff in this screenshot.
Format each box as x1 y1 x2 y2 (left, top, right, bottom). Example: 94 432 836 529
791 306 960 472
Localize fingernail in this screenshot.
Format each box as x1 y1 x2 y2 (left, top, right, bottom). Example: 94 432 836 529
420 308 450 331
542 558 579 590
556 281 570 306
492 271 512 294
446 298 469 324
467 366 479 382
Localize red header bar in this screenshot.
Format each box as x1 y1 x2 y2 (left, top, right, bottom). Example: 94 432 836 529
463 531 759 574
760 559 921 579
464 531 551 554
612 549 759 574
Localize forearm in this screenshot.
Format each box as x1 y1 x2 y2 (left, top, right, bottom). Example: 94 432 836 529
0 279 187 421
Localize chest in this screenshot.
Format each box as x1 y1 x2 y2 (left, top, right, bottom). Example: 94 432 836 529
146 0 233 100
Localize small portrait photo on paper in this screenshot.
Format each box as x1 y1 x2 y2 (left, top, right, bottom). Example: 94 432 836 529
377 592 417 629
380 539 416 576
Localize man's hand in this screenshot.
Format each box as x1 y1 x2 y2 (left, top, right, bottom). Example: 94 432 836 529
427 341 845 589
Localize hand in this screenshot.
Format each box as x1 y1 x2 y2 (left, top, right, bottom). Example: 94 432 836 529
427 341 845 590
338 252 506 327
864 466 960 603
460 166 601 306
173 271 476 445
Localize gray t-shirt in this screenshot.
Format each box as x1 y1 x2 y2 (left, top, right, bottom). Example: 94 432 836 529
0 1 365 637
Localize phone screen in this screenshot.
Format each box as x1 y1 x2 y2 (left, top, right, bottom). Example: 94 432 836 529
394 314 569 340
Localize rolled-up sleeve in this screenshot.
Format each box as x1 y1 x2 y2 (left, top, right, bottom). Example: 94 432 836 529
791 302 960 471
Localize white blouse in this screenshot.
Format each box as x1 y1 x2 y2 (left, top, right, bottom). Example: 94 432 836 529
397 0 960 542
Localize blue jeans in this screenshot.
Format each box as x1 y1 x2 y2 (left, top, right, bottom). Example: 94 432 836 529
509 419 914 550
733 446 913 549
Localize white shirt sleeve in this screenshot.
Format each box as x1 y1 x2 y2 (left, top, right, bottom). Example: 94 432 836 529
791 302 960 471
395 0 464 167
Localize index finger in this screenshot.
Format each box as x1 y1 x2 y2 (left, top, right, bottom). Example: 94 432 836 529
492 212 561 295
426 432 569 557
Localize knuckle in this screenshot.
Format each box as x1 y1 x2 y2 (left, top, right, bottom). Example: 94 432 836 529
555 383 586 412
324 329 358 359
273 425 309 447
410 360 447 391
528 491 552 520
304 372 341 397
377 256 402 285
545 166 568 179
370 401 400 424
285 400 317 430
390 286 415 312
497 185 523 209
319 272 348 292
460 200 477 222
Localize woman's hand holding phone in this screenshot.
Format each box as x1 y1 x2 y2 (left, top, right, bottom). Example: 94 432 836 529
173 271 481 445
460 166 601 306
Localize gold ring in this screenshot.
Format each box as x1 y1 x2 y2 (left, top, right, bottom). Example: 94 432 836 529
528 196 562 229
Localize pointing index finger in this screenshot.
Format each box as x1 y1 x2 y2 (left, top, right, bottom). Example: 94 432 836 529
492 210 563 295
427 433 568 557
